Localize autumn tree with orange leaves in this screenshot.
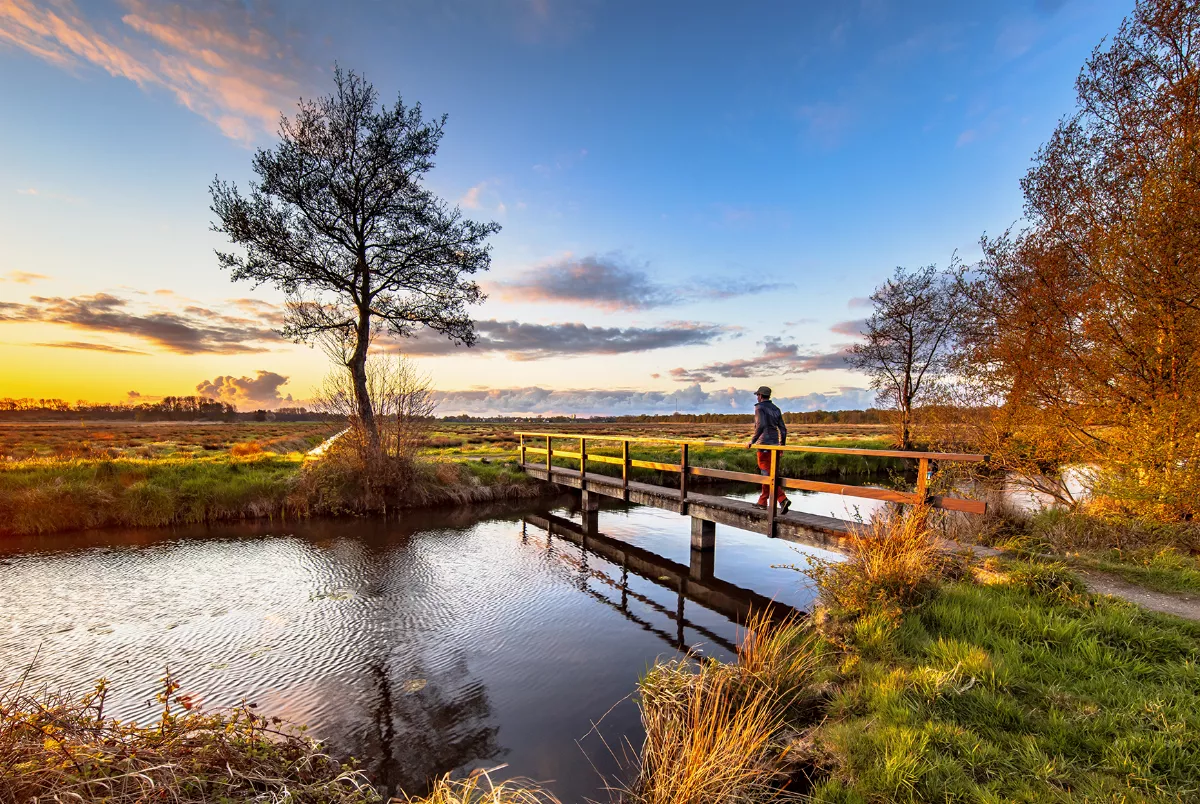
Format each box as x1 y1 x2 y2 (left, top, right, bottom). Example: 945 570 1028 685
952 0 1200 519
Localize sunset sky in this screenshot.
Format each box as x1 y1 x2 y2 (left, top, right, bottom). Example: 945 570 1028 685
0 0 1131 415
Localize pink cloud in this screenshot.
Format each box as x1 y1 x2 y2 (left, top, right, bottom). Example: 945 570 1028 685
0 0 305 143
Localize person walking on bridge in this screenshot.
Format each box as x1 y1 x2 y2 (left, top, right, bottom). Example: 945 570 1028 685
747 386 791 513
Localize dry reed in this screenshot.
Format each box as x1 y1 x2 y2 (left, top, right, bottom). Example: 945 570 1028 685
628 611 820 804
0 671 377 803
401 768 560 804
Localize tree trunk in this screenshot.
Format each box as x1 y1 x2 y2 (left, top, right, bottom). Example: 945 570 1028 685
349 317 380 453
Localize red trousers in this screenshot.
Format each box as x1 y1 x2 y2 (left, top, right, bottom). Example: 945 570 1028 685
756 450 788 505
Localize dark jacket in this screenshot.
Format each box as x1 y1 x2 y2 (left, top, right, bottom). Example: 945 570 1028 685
752 400 787 446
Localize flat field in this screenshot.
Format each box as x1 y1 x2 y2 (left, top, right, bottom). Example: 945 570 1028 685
0 421 341 461
0 420 891 463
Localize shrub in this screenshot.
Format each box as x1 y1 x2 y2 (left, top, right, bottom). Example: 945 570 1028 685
804 507 944 621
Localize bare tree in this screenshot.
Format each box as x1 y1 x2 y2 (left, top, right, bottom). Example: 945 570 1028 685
210 67 498 451
314 353 436 460
848 264 966 449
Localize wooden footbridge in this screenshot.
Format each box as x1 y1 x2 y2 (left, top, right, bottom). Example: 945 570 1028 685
516 432 986 555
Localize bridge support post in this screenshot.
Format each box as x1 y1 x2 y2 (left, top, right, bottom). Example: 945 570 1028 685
690 517 715 551
581 489 600 533
689 546 714 582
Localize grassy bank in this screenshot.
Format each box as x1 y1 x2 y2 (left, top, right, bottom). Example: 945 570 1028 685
1 671 558 803
0 453 543 536
629 509 1200 803
953 502 1200 596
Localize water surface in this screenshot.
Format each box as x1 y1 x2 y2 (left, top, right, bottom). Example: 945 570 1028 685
0 490 856 800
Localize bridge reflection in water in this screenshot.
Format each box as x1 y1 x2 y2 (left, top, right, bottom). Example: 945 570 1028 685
522 512 798 654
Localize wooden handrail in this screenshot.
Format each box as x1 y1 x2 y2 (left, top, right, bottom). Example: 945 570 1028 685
516 431 987 515
514 431 984 462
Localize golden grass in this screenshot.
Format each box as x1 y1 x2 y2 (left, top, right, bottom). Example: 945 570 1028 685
630 611 820 804
804 506 944 621
0 671 377 803
402 769 560 804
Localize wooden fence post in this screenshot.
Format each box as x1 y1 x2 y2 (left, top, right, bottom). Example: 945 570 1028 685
546 435 552 476
679 442 689 513
580 437 587 481
519 434 526 467
916 457 929 503
622 439 630 501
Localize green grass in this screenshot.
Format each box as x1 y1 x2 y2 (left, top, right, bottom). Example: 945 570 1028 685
808 561 1200 802
0 454 544 536
961 507 1200 598
0 455 305 534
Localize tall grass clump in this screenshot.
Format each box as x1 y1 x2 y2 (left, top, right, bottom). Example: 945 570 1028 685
630 611 825 804
402 769 560 804
801 506 955 643
0 671 378 803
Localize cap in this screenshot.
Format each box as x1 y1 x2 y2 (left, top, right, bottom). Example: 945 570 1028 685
755 386 772 398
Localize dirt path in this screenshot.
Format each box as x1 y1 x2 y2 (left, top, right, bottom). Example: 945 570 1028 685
305 427 349 459
1074 569 1200 622
940 539 1200 623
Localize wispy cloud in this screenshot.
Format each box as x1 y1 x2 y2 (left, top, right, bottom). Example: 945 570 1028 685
398 319 730 361
669 333 857 383
461 182 485 209
15 186 83 203
34 340 148 355
829 318 868 337
0 0 305 142
0 291 281 354
1 271 50 284
431 384 875 417
493 254 790 311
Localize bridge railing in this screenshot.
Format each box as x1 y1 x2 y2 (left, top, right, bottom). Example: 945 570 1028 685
515 431 986 530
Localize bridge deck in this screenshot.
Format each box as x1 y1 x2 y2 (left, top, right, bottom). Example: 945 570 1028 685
522 463 858 551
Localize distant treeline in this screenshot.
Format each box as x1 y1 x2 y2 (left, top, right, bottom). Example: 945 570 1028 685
0 397 329 422
2 397 886 425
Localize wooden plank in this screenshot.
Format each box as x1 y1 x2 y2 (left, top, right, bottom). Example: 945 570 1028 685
780 477 920 504
929 495 988 514
525 447 548 455
551 450 582 460
586 454 624 466
688 465 769 485
631 459 682 472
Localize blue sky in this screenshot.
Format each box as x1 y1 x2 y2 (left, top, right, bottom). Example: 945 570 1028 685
0 0 1132 414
